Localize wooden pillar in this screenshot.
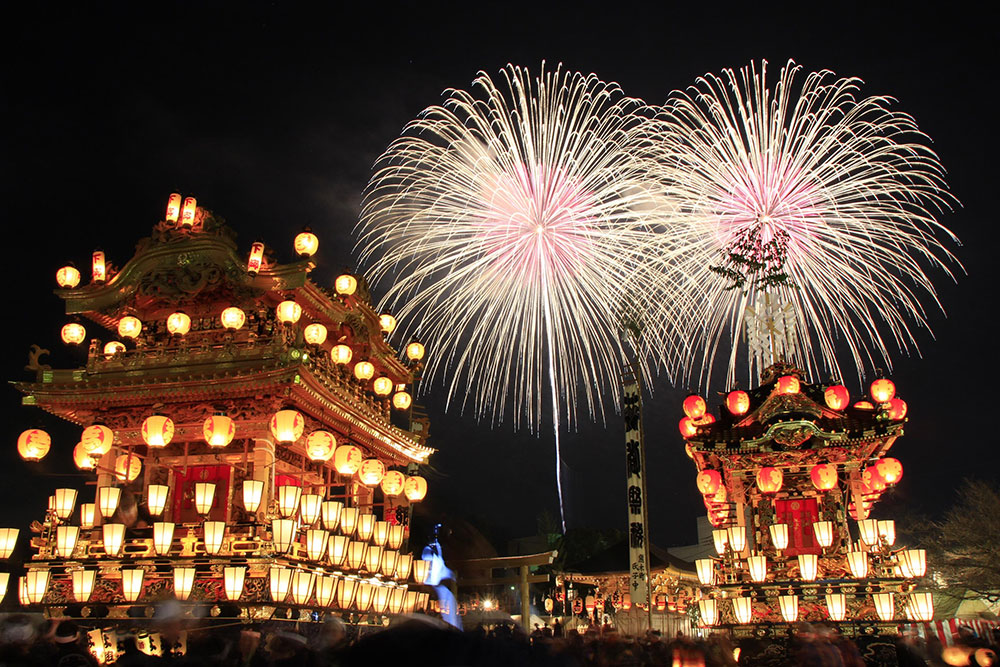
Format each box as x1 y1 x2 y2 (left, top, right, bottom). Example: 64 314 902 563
520 564 531 631
252 436 275 520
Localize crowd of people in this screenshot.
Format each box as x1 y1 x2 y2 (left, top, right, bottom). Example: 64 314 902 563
0 613 997 666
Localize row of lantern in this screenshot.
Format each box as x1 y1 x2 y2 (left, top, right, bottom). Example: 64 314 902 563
707 519 909 558
697 590 933 625
695 458 903 498
679 377 907 438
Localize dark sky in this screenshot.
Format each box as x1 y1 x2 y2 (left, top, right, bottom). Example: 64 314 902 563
2 3 994 553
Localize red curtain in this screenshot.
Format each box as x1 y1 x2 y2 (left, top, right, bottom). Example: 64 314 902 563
774 497 820 555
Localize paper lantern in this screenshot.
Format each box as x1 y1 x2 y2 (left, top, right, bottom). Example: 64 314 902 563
329 535 349 566
727 526 747 553
695 558 714 585
270 409 304 443
847 550 869 578
356 581 375 611
114 453 142 482
887 397 908 420
779 594 799 622
813 521 834 548
338 578 358 609
269 566 291 602
679 417 697 438
907 592 933 622
854 400 875 410
873 593 895 621
291 571 315 605
810 463 838 491
299 494 322 526
406 341 425 361
102 523 125 557
316 575 338 607
798 554 819 581
366 545 383 573
683 395 706 419
118 316 142 339
276 299 302 325
141 415 174 447
732 597 753 624
826 593 847 621
339 507 359 536
388 524 405 550
294 229 319 257
404 476 428 502
17 429 51 462
413 559 431 584
776 375 800 394
381 471 406 497
54 488 78 520
331 344 353 365
356 513 376 541
71 442 95 470
103 341 126 359
390 587 407 614
271 519 296 554
392 392 412 410
378 314 397 334
61 322 88 345
26 569 50 604
247 241 266 275
381 549 399 576
864 466 887 492
180 196 197 226
372 377 394 396
305 529 328 561
81 424 114 456
321 500 343 531
203 521 226 555
119 568 144 602
395 553 413 580
877 519 896 546
748 555 768 583
824 384 850 410
153 522 175 556
354 360 375 381
304 430 337 462
858 519 879 546
756 467 783 493
335 274 357 296
358 459 386 486
224 566 246 600
870 378 896 403
304 323 328 345
899 549 927 578
166 311 191 336
220 306 246 330
203 413 235 447
698 598 718 626
56 264 81 288
696 470 722 496
712 529 728 555
194 482 216 516
173 567 195 600
243 480 264 514
726 390 750 416
56 525 79 557
277 485 302 518
91 250 106 283
72 569 96 603
79 504 96 530
875 458 903 485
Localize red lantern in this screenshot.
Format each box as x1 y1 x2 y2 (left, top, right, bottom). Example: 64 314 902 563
824 385 850 411
699 413 716 426
863 466 887 492
853 400 874 410
726 390 750 416
679 417 697 438
874 458 903 485
887 398 907 420
810 463 838 491
776 376 800 394
696 470 722 496
683 395 707 419
756 467 783 493
870 378 896 403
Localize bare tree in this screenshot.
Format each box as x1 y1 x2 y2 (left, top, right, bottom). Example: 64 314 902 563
927 479 1000 603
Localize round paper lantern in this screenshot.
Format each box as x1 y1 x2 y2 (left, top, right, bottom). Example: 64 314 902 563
810 463 838 491
141 415 174 448
305 430 336 462
679 417 697 438
696 470 722 496
683 395 706 419
354 360 375 381
870 378 896 403
166 311 191 336
114 453 142 482
335 274 357 296
404 475 427 502
372 377 393 396
756 467 783 493
392 392 412 410
117 316 142 339
81 424 114 456
203 414 236 447
73 442 96 470
270 409 305 443
358 459 386 487
294 229 319 257
863 466 887 492
381 471 406 497
276 300 302 325
331 344 353 365
333 445 363 475
887 398 907 420
103 341 126 359
303 323 328 345
726 390 750 416
824 385 850 411
874 458 903 485
17 429 51 462
378 314 397 334
61 322 87 345
56 265 81 288
405 341 425 361
220 306 246 330
776 376 800 394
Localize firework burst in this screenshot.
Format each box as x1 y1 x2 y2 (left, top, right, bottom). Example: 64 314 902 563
644 59 961 388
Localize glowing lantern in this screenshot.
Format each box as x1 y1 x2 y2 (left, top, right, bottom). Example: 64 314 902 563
269 566 292 602
247 242 266 276
17 429 51 462
975 649 997 667
98 486 121 518
303 323 327 345
726 390 750 416
321 500 343 531
372 377 393 397
748 554 768 583
698 599 718 626
388 524 405 550
366 545 383 573
224 566 246 600
82 424 114 456
355 581 374 611
858 519 879 546
727 526 747 553
776 375 800 394
291 571 316 605
340 507 359 536
826 593 847 621
114 453 142 482
165 193 182 222
121 568 144 602
221 306 246 330
92 250 106 283
270 408 304 443
354 360 375 381
875 458 903 485
331 344 353 365
306 529 328 561
79 504 95 529
103 341 126 359
166 311 191 336
756 467 783 493
899 549 927 578
180 197 197 226
907 592 933 622
854 400 874 410
153 522 175 556
26 569 50 604
878 519 896 546
203 413 235 447
695 558 714 585
395 552 412 579
56 526 79 557
864 466 887 492
848 550 869 578
358 459 386 487
813 521 834 548
118 316 142 339
277 485 301 518
779 595 799 622
683 395 706 419
798 554 819 581
824 384 850 410
404 475 428 502
732 597 753 625
54 488 78 520
328 535 349 566
300 494 322 526
390 587 407 614
72 569 96 603
870 378 896 403
61 322 87 345
194 482 216 516
696 470 722 496
102 523 125 557
242 480 264 514
770 523 790 550
141 415 174 447
372 583 390 612
356 513 375 541
873 592 895 621
585 595 596 613
406 341 425 361
316 575 337 607
712 529 728 555
887 397 908 420
679 417 698 438
294 228 319 257
335 273 358 296
338 578 358 609
381 471 406 497
413 559 431 584
306 430 336 462
378 314 397 335
173 567 195 600
276 299 301 324
810 463 838 491
203 521 225 555
57 264 81 288
392 392 412 410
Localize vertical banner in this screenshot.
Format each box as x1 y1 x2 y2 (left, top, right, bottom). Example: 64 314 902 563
623 373 651 605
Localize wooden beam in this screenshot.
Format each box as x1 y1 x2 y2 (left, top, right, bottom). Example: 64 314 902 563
457 574 550 587
452 550 557 570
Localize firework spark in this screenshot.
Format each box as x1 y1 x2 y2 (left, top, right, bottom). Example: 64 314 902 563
643 59 961 388
358 64 686 529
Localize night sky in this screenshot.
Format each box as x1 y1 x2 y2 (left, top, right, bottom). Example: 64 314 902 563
2 3 994 554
